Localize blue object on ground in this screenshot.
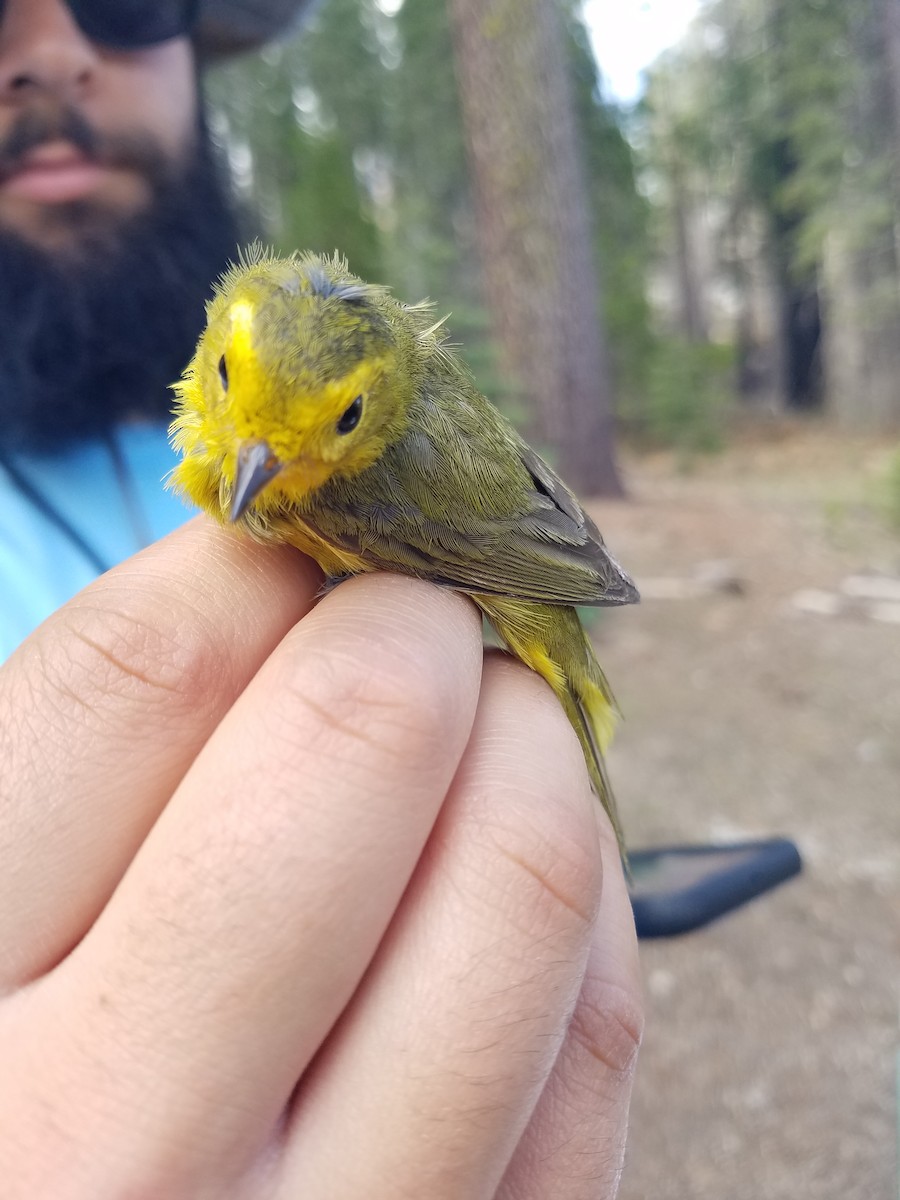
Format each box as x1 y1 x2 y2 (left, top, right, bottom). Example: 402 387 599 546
629 837 803 939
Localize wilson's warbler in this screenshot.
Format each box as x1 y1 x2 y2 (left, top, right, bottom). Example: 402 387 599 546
170 249 638 851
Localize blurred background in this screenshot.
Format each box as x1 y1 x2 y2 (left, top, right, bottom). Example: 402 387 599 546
205 1 898 1196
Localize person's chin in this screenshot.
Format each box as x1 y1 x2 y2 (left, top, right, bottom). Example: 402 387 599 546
0 169 153 252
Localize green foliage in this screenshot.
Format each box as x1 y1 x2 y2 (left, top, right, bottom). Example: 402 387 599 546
566 9 654 401
637 0 900 426
275 130 383 279
387 0 474 301
208 4 391 271
684 0 860 272
633 339 734 460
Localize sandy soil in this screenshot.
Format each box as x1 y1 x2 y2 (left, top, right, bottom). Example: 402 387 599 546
587 425 899 1200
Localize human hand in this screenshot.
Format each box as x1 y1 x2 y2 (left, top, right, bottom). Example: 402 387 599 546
0 518 642 1200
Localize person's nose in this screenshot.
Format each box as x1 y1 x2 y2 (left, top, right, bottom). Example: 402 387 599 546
0 0 100 106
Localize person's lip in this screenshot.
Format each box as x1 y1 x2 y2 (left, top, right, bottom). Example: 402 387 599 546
0 141 110 203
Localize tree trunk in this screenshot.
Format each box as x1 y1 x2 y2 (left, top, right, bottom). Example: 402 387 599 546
764 132 824 413
770 233 822 412
447 0 624 496
823 0 900 431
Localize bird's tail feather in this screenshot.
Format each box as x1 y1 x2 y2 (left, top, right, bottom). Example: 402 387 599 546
473 595 627 860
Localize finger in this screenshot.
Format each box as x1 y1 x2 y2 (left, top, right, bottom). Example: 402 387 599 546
496 810 643 1200
0 516 321 989
11 576 483 1196
276 653 604 1200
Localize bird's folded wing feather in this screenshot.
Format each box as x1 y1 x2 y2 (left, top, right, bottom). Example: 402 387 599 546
306 416 639 607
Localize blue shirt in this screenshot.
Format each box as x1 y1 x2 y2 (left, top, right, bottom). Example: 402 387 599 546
0 424 193 662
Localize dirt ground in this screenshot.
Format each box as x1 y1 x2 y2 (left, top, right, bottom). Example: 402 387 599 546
586 424 899 1200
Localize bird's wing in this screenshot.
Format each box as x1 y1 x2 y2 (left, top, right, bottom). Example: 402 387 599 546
306 422 639 608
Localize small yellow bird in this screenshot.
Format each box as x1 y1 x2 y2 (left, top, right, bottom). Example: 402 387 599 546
170 249 639 851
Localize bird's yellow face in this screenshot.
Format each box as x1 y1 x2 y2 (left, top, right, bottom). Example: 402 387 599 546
171 255 414 521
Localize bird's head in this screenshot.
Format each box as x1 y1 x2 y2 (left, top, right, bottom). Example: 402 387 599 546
170 251 416 522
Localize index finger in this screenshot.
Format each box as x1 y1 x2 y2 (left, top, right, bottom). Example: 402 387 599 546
0 517 321 990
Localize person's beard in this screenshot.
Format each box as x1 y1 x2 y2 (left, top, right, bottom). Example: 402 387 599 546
0 101 245 454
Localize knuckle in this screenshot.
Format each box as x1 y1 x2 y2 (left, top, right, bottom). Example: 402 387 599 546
478 798 603 935
278 636 455 767
46 592 230 722
571 976 644 1077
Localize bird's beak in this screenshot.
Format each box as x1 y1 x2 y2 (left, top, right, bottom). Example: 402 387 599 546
229 439 283 522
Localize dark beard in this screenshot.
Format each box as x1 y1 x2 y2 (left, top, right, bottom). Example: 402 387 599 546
0 113 244 454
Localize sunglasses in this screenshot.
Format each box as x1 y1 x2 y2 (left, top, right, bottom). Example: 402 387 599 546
0 0 200 50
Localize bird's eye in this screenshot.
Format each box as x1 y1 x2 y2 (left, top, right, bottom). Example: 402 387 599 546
218 355 228 392
337 394 363 434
